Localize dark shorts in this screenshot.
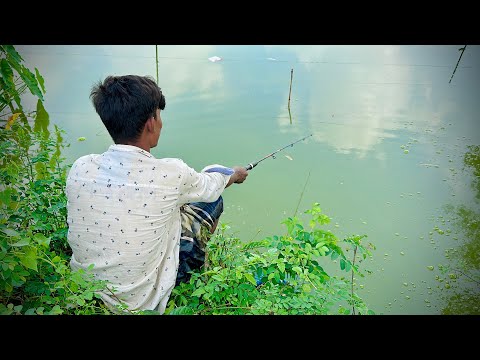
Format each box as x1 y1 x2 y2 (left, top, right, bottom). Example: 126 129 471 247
176 196 224 286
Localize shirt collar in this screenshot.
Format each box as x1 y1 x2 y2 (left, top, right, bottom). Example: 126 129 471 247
108 144 154 158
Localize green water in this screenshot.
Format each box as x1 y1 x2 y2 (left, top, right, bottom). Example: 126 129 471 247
15 45 480 314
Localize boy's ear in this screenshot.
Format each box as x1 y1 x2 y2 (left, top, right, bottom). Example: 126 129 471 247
145 117 155 132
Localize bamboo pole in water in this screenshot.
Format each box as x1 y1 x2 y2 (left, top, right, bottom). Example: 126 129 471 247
288 68 293 108
449 45 467 84
288 68 293 124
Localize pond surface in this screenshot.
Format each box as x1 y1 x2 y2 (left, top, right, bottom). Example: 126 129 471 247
15 45 480 314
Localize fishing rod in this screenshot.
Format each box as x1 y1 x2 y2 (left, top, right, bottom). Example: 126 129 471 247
245 134 313 171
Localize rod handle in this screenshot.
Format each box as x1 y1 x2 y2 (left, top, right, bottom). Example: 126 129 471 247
245 163 257 171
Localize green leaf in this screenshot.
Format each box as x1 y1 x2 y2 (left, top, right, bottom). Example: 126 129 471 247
76 298 85 306
0 188 14 207
340 258 346 270
25 308 36 315
0 92 8 107
19 66 43 100
33 233 50 247
278 262 285 274
46 305 63 315
244 273 257 286
34 67 46 94
11 238 30 247
5 283 13 293
302 283 311 293
319 247 326 256
331 251 339 261
1 228 20 238
274 272 280 283
0 59 14 89
34 99 50 136
345 261 351 272
169 306 194 315
315 242 325 249
235 269 243 279
19 247 37 271
3 45 24 65
292 266 302 274
191 288 205 297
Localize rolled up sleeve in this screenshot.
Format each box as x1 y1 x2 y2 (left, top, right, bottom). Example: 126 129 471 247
178 163 230 204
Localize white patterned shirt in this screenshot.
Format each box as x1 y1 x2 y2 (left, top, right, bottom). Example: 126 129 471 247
65 144 230 314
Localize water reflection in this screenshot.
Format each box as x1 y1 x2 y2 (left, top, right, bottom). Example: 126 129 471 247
438 144 480 314
15 45 226 162
267 45 477 165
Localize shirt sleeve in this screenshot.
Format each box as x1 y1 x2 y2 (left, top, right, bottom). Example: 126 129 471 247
178 162 231 204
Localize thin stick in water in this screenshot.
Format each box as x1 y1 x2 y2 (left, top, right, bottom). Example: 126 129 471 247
288 68 293 124
449 45 467 84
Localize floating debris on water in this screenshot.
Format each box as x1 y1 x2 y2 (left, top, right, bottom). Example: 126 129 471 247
77 137 86 141
400 251 405 255
284 155 293 161
208 56 222 62
404 150 409 154
427 266 434 271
